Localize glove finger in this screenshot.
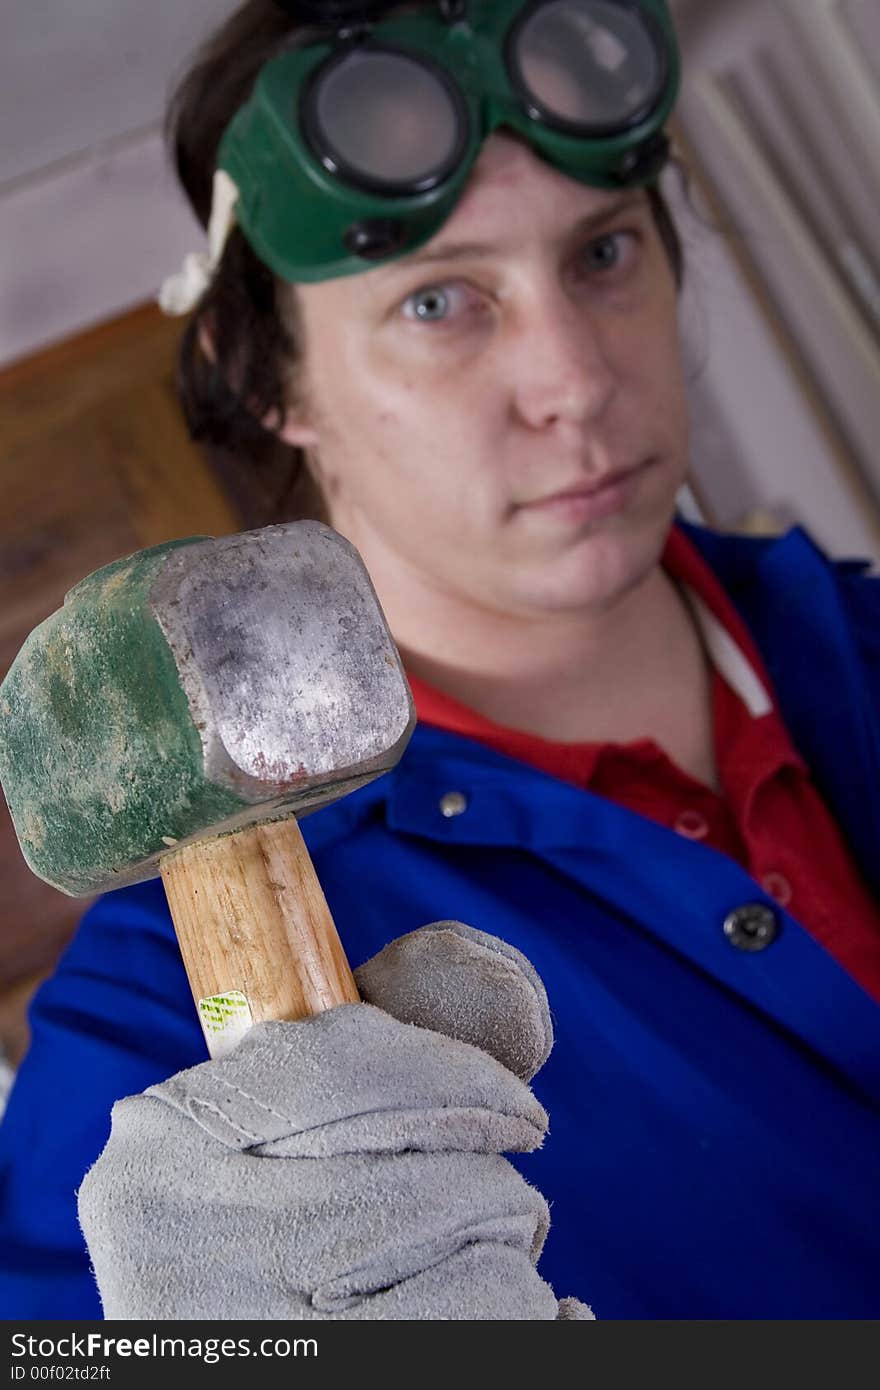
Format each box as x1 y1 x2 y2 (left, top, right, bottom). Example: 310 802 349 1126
355 921 553 1082
149 1007 547 1157
79 1100 554 1320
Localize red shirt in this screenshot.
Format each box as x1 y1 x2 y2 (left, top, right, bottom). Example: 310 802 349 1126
407 524 880 1002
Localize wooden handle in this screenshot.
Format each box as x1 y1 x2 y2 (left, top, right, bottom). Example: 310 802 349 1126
160 816 360 1057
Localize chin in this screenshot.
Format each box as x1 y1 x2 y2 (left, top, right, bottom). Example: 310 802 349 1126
513 513 672 614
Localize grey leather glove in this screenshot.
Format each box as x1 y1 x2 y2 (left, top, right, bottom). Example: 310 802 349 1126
77 921 594 1320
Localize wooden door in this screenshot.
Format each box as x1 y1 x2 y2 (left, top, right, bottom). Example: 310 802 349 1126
0 303 241 1065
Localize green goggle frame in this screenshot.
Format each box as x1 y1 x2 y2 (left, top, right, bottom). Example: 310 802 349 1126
218 0 680 283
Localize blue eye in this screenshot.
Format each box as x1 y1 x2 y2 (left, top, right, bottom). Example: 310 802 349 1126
404 286 456 322
583 231 633 272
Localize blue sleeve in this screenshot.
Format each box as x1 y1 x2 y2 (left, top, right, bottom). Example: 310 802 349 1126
0 880 204 1318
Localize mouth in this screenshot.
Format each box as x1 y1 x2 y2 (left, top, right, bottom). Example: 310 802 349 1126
517 457 659 521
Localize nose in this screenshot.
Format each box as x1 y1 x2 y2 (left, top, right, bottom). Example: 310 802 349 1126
508 281 618 431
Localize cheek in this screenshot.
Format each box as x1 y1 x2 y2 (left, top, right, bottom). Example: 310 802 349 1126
622 308 688 427
364 373 490 462
296 305 468 500
659 353 690 445
350 393 497 535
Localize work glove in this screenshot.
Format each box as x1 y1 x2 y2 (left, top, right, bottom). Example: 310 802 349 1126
78 920 593 1321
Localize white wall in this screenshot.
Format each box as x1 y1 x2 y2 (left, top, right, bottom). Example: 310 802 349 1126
670 0 880 563
0 1 239 365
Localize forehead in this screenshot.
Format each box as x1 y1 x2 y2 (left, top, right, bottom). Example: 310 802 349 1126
451 129 626 228
364 132 644 283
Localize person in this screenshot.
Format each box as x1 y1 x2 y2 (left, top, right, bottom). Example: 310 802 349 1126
2 0 880 1320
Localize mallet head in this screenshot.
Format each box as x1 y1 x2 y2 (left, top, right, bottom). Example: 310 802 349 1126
0 521 415 896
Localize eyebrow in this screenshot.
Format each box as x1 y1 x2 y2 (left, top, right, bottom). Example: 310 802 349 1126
376 191 649 278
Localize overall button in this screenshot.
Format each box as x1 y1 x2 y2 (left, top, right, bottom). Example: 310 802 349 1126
439 791 468 818
723 903 779 952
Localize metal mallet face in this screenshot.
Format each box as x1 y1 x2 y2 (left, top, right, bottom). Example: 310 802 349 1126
0 521 416 1053
0 521 414 893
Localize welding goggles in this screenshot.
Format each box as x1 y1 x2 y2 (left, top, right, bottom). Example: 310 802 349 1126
213 0 680 284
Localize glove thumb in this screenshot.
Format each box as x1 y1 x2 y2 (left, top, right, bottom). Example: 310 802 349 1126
354 921 553 1082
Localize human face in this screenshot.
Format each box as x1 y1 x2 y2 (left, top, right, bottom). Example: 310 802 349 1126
281 131 690 621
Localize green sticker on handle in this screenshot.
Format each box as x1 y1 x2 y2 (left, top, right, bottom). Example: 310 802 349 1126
198 990 253 1058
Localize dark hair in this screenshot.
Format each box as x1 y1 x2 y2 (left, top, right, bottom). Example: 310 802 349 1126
166 0 686 527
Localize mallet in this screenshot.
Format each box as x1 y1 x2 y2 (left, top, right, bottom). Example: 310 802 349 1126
0 521 415 1057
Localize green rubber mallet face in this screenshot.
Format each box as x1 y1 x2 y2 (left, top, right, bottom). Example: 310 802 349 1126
0 521 415 896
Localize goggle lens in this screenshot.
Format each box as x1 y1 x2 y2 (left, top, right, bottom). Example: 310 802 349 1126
510 0 664 131
311 49 465 191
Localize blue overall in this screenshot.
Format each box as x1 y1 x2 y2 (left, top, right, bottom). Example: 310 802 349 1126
2 522 879 1320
